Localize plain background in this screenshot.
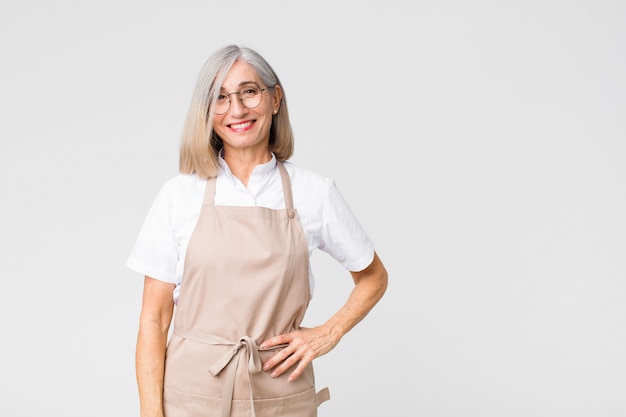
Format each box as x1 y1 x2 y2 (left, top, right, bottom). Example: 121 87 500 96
1 1 625 416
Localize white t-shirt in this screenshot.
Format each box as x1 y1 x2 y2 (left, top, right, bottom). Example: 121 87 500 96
126 154 375 303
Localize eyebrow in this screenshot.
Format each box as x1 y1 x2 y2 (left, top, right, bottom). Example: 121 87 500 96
220 81 260 91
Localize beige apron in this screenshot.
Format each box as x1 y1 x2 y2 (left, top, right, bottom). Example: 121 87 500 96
163 162 330 417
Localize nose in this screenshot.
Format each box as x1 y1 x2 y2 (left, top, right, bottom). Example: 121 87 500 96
227 93 247 117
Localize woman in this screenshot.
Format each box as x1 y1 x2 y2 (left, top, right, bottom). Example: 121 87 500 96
127 44 388 417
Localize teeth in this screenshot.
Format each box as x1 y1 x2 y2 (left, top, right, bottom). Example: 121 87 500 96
231 121 252 130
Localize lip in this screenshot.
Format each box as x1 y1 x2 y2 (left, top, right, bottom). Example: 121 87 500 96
228 120 255 132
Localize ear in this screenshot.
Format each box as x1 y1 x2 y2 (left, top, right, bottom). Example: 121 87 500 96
272 84 283 112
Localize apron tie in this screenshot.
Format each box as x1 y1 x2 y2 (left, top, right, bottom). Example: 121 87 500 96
209 336 261 417
208 336 263 376
174 328 286 417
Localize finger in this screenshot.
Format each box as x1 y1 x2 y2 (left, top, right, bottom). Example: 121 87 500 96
263 345 295 372
269 351 300 378
260 333 292 350
287 356 311 382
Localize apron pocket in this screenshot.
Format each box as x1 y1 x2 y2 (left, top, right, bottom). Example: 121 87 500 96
163 385 322 417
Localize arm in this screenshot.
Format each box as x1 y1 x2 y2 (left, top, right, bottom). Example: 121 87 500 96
136 276 175 417
260 251 388 381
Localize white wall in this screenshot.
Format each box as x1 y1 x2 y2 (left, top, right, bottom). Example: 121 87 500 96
1 1 624 416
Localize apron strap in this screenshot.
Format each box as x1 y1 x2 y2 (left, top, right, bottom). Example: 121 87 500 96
276 161 294 211
316 387 331 406
202 174 217 206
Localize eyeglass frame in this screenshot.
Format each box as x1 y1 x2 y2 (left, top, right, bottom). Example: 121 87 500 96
212 84 273 115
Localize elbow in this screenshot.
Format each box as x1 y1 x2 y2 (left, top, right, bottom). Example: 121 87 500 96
376 266 388 301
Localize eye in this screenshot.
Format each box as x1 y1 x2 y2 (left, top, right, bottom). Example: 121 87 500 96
216 93 228 101
241 87 259 98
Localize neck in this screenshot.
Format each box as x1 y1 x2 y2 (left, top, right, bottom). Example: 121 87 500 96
222 148 272 186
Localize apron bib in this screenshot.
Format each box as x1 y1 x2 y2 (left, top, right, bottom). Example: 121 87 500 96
163 162 330 417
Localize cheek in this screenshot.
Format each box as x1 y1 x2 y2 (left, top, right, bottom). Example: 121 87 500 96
212 116 223 128
212 119 226 134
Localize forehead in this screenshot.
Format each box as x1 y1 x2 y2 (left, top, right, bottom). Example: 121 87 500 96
220 60 261 90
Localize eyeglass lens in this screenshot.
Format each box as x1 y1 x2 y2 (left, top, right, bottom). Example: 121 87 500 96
214 88 265 115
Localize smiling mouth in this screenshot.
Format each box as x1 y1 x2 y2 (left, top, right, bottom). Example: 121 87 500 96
229 121 254 131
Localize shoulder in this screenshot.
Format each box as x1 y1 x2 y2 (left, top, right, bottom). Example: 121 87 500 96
161 173 206 191
281 161 345 218
282 161 334 195
150 173 206 215
157 173 206 199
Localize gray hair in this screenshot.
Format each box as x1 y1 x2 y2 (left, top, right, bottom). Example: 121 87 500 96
179 45 294 178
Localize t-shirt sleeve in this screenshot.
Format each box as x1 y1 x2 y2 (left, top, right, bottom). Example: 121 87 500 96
126 183 178 283
320 179 375 272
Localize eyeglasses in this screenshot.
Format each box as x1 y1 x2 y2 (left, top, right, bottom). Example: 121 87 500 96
214 86 267 115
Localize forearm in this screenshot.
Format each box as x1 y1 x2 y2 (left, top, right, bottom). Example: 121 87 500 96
259 252 387 380
136 320 169 417
323 252 388 343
